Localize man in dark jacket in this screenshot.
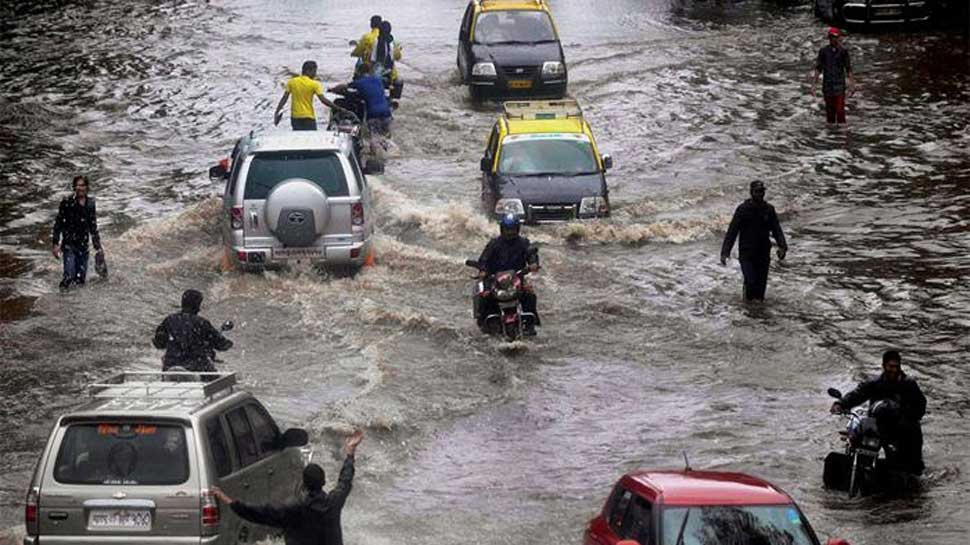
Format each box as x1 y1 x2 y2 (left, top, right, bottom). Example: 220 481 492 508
811 27 854 124
830 350 927 474
153 289 233 372
476 213 540 335
720 180 788 302
211 431 363 545
52 175 103 289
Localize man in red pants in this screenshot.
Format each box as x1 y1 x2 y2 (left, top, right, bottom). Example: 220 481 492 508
812 27 854 124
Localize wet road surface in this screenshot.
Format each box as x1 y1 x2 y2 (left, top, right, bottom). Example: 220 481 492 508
1 1 969 543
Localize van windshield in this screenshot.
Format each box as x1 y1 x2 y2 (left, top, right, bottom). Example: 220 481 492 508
244 151 349 200
474 10 557 44
498 137 598 176
53 423 190 485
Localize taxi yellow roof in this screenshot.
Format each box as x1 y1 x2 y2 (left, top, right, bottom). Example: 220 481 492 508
505 118 585 135
480 0 547 12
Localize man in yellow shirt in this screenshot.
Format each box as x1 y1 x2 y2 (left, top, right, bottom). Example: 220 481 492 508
350 15 382 73
273 61 346 130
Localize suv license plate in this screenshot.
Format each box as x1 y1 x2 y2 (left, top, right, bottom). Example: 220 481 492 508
508 79 533 89
273 247 324 259
875 7 902 17
88 509 152 531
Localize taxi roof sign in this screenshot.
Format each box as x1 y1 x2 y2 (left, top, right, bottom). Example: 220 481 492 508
503 99 583 121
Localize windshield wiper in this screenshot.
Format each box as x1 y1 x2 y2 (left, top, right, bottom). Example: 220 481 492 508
481 40 537 45
674 508 692 545
564 171 599 176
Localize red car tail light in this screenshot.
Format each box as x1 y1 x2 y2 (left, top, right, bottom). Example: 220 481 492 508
230 206 244 230
201 489 220 527
25 486 39 533
351 202 365 226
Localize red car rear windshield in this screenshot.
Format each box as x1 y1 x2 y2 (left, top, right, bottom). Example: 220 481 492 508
53 423 190 485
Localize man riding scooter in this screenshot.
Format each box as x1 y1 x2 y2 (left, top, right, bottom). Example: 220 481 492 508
475 214 540 336
830 350 927 474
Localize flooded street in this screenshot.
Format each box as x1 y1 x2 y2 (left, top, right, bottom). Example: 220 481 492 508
2 0 970 543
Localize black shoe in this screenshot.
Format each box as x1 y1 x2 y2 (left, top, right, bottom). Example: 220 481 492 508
523 323 537 337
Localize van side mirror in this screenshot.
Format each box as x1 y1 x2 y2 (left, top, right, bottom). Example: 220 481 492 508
209 164 228 181
601 154 613 171
480 157 491 172
281 428 309 448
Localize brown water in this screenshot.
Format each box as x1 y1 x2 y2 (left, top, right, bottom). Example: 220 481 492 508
1 1 969 544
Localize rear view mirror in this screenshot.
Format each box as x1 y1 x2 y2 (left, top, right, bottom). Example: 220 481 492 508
601 154 613 171
281 428 309 448
480 157 491 172
220 320 234 332
827 388 843 399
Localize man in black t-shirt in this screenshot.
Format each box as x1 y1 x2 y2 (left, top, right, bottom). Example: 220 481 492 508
811 27 854 124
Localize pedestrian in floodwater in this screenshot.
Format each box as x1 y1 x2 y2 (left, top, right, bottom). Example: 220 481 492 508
274 60 349 131
153 289 232 372
812 27 854 124
720 181 787 302
212 430 363 545
51 175 103 290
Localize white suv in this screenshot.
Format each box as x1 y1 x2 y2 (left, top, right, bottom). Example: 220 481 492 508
209 130 375 275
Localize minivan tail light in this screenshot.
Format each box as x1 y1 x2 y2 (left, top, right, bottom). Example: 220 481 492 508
25 486 39 532
351 202 365 226
201 489 220 527
230 206 243 230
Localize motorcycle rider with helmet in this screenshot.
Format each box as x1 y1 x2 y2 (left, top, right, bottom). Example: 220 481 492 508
476 214 540 336
153 289 233 373
830 350 927 474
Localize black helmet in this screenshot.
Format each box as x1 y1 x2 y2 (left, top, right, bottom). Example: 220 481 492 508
181 289 203 314
499 213 521 240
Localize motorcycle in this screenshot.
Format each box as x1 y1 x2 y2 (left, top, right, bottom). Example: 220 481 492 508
465 254 538 341
164 320 234 381
328 86 390 175
348 39 404 100
823 387 908 497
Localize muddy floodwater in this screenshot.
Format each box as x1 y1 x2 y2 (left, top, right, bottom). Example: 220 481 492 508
2 0 969 543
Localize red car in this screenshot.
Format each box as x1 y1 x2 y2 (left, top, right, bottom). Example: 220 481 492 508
584 470 850 545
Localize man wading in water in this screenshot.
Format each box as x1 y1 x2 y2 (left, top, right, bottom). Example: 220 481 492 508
274 60 350 130
51 175 103 290
720 181 787 302
812 27 854 124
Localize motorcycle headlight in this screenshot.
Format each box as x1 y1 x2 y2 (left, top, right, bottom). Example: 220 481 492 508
541 61 565 78
863 437 880 448
579 196 607 216
495 198 525 216
472 62 497 77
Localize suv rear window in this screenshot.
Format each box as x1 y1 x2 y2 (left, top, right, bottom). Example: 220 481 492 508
244 151 349 199
53 423 190 485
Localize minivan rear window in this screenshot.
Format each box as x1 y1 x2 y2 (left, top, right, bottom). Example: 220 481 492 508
53 423 190 485
244 151 349 200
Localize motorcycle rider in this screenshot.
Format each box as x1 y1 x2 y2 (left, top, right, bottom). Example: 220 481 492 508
351 15 382 71
153 289 233 372
476 213 540 336
830 350 927 474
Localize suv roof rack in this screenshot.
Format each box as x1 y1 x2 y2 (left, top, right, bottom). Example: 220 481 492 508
88 371 238 404
503 99 583 121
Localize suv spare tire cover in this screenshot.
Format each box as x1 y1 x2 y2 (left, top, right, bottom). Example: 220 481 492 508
265 178 329 247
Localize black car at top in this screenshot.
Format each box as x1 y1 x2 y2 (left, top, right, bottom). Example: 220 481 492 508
458 0 567 101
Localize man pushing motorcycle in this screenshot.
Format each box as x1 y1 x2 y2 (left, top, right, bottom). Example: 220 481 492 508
830 350 927 474
475 214 540 336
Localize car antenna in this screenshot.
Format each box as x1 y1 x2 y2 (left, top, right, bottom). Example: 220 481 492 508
682 451 692 472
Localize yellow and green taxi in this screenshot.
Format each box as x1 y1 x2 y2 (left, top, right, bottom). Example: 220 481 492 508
457 0 567 100
480 99 613 222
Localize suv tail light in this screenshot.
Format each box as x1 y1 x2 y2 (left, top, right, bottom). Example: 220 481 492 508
25 486 38 533
201 489 220 527
230 206 243 230
351 202 365 227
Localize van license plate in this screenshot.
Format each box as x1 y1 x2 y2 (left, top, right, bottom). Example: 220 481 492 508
273 247 324 259
508 79 533 89
88 509 152 531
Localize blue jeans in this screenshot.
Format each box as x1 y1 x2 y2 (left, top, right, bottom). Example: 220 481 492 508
61 245 89 288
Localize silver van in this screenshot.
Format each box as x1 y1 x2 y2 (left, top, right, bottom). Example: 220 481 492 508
209 130 375 275
23 372 310 545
